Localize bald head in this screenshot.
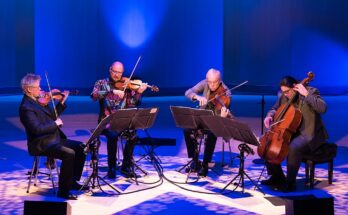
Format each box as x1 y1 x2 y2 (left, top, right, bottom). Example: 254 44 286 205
206 68 221 91
109 61 124 81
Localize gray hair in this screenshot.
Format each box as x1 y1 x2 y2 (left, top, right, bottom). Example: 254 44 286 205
20 73 41 92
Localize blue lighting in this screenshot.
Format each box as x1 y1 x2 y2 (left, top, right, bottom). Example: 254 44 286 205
101 1 168 48
292 28 348 87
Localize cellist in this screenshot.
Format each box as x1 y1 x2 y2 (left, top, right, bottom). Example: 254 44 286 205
261 76 328 192
184 68 231 177
91 61 147 179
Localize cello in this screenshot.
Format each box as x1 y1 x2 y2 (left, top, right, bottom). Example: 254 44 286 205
257 72 314 164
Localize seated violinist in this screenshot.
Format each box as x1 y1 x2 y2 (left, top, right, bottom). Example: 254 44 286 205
260 75 328 192
184 68 231 177
91 61 148 178
19 74 87 200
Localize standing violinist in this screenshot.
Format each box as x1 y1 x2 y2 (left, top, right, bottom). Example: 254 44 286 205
91 61 147 178
261 76 328 192
184 68 231 177
19 73 87 200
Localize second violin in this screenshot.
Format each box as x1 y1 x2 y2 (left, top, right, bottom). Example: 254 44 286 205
114 77 159 92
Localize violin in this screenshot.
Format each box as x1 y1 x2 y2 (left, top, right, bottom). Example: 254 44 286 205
206 84 231 113
37 89 78 106
114 77 159 92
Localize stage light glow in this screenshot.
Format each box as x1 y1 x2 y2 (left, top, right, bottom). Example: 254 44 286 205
101 1 168 48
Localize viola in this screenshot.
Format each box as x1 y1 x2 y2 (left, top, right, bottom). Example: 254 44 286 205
257 72 314 164
37 89 78 106
114 77 159 92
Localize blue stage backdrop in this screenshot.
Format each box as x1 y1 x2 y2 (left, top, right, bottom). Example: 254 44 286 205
1 0 348 94
224 0 348 94
34 0 223 91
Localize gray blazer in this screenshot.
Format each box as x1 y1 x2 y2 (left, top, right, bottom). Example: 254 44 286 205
185 80 231 112
266 86 329 151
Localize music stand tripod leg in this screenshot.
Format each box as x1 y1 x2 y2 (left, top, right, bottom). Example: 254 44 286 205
82 138 121 194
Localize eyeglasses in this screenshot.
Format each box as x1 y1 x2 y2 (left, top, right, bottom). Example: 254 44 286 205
207 80 220 85
110 69 123 75
28 85 40 89
282 88 292 94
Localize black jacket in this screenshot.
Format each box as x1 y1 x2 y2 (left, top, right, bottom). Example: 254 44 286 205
19 94 67 155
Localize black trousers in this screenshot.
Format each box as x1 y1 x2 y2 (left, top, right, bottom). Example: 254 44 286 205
102 129 136 169
266 135 311 184
43 139 86 194
183 129 217 164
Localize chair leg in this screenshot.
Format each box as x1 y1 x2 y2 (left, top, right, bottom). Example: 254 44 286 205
328 159 333 184
221 140 225 167
228 140 233 165
34 156 41 186
305 161 309 184
27 156 38 193
309 161 315 188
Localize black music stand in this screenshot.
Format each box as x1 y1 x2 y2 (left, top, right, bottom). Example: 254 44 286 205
82 113 121 194
109 108 159 184
170 106 214 182
201 116 264 194
131 108 161 165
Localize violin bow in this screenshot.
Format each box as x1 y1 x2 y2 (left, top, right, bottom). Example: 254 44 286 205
206 80 248 103
120 56 142 109
44 71 59 119
122 56 142 93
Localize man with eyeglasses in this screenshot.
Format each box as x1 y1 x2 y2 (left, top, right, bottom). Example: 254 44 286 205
183 68 231 177
261 76 328 192
91 61 147 179
19 73 87 200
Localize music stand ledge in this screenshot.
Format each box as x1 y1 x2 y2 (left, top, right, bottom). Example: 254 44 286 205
201 115 264 194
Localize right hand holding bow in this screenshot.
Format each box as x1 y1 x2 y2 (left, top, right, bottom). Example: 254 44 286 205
264 116 273 129
112 89 125 99
194 95 207 107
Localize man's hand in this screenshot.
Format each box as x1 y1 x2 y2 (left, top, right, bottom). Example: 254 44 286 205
264 116 273 129
55 117 63 127
220 107 230 118
60 90 70 104
137 83 147 94
194 95 208 107
112 89 125 98
293 83 309 97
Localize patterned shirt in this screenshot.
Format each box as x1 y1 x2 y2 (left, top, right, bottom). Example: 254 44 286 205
91 77 142 122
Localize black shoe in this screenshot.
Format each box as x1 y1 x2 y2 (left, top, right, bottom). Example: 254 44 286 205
185 161 202 173
198 165 208 177
57 191 78 200
281 182 296 193
261 176 286 185
107 168 116 179
71 182 89 191
121 166 139 178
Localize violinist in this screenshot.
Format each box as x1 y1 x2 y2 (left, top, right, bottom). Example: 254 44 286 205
19 74 87 200
184 68 231 177
91 61 148 179
261 76 328 192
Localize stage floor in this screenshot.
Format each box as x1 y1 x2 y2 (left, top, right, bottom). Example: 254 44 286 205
0 95 347 214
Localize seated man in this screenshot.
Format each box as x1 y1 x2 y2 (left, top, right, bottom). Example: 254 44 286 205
261 75 328 192
19 73 87 200
184 68 231 177
91 61 148 178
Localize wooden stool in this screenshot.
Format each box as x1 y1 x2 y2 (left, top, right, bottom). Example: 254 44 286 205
302 143 337 188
